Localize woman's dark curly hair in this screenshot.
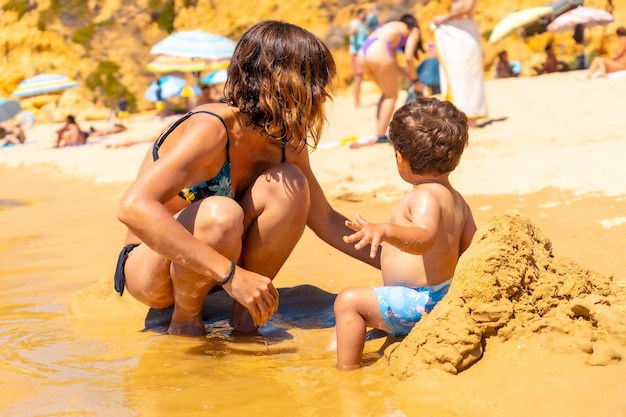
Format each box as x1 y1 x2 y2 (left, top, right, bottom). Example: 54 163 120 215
223 20 336 151
389 97 468 176
399 14 425 58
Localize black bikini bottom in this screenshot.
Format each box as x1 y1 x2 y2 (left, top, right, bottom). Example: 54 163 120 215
114 243 140 296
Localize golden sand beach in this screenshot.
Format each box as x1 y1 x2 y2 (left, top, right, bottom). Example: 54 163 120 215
1 70 625 416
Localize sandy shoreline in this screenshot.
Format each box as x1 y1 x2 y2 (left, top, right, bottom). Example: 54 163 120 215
1 70 626 416
2 71 626 196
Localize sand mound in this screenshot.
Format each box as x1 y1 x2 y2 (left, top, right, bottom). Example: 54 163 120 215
389 213 626 378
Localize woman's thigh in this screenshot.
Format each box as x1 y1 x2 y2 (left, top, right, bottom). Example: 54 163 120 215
238 162 310 277
124 197 244 307
604 58 626 73
361 42 400 97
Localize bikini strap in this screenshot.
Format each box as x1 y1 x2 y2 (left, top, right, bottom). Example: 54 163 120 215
152 110 231 161
281 138 287 163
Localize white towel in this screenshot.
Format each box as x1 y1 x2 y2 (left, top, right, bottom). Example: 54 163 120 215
434 18 488 119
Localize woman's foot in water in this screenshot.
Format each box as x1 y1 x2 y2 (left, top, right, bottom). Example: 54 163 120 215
168 307 207 337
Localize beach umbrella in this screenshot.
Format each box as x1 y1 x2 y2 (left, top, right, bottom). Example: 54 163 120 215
11 73 79 98
200 69 228 85
546 7 614 32
180 84 202 98
489 7 554 44
0 99 21 122
547 7 614 67
150 29 237 61
147 55 228 73
144 75 198 102
521 0 584 38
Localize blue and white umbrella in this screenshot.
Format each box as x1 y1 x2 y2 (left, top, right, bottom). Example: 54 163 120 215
0 99 21 122
200 69 228 85
150 29 237 61
12 73 79 97
144 75 198 102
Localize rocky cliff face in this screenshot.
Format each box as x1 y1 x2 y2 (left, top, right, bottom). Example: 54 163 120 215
0 0 622 122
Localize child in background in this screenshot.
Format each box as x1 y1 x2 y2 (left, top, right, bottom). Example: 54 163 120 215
329 97 477 370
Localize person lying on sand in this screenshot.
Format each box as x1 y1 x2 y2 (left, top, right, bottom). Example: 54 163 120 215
88 123 127 138
103 118 177 148
327 97 476 370
0 122 26 147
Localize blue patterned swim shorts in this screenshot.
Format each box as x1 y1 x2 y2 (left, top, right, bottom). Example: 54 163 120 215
373 278 452 336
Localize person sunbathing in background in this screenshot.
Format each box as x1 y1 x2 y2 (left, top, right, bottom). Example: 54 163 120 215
0 124 26 148
494 50 518 78
585 26 626 79
0 121 26 147
328 97 476 370
533 43 569 75
55 115 87 147
88 123 127 138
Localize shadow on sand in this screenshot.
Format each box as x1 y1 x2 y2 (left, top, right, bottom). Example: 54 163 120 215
144 284 338 333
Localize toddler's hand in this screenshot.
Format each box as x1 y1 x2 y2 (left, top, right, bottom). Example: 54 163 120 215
343 213 385 258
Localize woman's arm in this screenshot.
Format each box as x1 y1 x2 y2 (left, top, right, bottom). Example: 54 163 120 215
291 148 381 269
433 0 477 25
117 113 278 324
117 114 231 277
403 28 421 81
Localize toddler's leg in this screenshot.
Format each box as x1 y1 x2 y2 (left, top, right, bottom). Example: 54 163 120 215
334 286 387 370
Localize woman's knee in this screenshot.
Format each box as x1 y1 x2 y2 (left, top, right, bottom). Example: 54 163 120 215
192 197 245 244
124 248 174 308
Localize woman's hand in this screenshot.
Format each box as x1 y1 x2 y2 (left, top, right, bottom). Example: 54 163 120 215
222 266 279 327
432 15 447 27
343 213 387 259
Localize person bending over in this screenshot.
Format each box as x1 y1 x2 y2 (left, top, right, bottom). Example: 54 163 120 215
351 13 424 147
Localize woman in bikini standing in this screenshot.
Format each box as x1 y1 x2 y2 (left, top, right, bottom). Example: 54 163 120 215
115 21 380 337
352 13 423 148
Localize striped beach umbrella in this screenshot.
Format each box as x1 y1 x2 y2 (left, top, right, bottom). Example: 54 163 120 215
150 30 237 61
11 73 79 98
147 55 229 73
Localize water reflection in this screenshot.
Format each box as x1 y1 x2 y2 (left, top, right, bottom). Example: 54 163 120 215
125 328 406 417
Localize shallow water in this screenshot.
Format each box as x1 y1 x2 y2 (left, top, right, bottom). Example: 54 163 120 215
0 165 424 417
0 259 419 417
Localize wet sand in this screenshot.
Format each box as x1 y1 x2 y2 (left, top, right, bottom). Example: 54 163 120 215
1 70 625 416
